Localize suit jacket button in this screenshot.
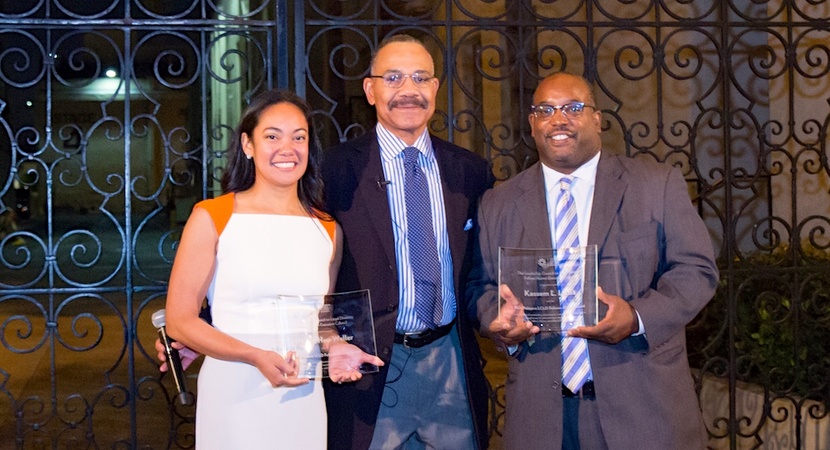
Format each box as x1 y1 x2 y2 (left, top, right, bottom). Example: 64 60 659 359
382 347 390 356
386 304 397 313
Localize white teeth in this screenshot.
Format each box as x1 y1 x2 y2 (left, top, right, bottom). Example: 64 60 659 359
272 162 296 168
551 134 570 141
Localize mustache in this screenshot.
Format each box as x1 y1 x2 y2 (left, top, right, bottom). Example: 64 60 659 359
546 125 572 135
388 96 429 110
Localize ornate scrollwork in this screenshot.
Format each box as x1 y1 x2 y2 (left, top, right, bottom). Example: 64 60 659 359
0 1 828 448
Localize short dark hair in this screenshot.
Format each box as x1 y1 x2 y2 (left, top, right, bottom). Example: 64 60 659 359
220 89 327 218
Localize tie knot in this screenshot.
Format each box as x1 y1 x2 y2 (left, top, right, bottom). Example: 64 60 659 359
404 146 420 169
559 176 574 192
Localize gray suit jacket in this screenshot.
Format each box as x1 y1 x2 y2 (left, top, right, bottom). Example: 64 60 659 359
467 150 718 449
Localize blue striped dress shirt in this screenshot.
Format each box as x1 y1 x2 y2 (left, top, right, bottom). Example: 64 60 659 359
376 124 455 332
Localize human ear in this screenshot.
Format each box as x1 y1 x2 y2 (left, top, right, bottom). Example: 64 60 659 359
362 78 376 106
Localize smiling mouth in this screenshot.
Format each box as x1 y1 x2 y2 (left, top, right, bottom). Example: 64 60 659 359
271 162 297 169
547 133 573 141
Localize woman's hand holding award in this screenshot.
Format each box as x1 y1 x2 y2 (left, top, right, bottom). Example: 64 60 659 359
273 289 381 380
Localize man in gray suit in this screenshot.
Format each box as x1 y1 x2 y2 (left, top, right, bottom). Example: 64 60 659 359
467 72 719 449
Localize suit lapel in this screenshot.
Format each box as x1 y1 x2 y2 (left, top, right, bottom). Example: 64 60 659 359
433 138 466 261
588 151 625 250
352 132 397 267
510 158 623 250
515 163 553 249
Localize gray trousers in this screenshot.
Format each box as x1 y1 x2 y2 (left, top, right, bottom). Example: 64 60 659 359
562 395 608 449
369 327 477 450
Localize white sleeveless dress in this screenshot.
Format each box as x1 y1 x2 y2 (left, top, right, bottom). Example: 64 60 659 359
195 213 332 450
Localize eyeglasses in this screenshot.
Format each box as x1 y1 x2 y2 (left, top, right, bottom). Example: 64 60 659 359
531 102 597 119
369 71 435 88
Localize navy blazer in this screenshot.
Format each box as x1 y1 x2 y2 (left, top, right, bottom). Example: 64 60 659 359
468 150 719 449
321 129 493 450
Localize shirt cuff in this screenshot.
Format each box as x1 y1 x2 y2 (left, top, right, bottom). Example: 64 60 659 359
632 310 645 336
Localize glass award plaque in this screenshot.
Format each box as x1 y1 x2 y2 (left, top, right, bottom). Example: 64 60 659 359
275 289 379 379
597 258 623 321
498 245 599 333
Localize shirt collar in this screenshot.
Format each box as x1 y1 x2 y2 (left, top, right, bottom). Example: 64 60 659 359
541 151 601 192
376 123 433 163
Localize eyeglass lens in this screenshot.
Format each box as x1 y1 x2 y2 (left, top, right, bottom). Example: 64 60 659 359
380 72 432 88
533 103 586 118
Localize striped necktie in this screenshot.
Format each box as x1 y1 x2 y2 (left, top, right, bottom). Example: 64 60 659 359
555 176 592 393
403 146 443 328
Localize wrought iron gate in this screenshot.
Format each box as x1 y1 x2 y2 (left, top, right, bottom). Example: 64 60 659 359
1 1 828 449
0 2 284 448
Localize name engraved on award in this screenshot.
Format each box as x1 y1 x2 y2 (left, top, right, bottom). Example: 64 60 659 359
498 246 599 333
274 290 379 378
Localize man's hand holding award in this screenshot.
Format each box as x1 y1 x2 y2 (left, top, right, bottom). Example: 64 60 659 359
494 246 602 347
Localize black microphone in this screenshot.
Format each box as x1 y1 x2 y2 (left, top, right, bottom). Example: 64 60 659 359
152 309 191 405
376 177 391 189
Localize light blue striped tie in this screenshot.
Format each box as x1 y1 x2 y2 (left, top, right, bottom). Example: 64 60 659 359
403 146 443 327
555 176 592 393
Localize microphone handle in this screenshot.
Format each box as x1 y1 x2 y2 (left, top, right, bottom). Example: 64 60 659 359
158 326 189 405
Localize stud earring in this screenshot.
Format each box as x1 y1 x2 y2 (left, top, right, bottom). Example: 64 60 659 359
245 154 252 160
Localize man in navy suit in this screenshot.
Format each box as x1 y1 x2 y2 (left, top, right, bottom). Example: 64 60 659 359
467 72 718 449
321 34 493 450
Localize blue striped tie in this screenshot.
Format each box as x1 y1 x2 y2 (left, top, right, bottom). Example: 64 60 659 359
403 146 443 328
555 176 592 393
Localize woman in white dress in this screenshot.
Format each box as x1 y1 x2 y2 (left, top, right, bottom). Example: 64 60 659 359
164 90 382 449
